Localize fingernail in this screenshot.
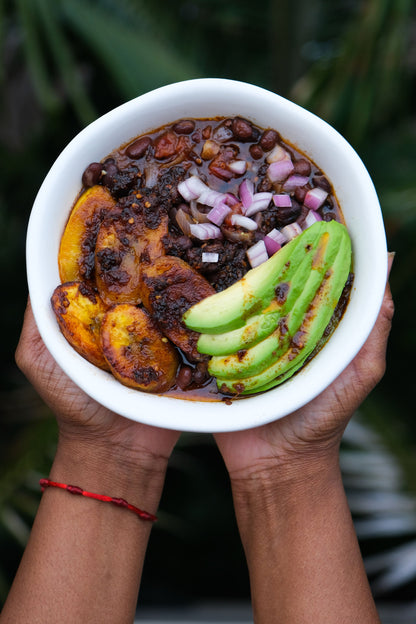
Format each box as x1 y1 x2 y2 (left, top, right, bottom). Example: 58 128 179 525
387 251 395 278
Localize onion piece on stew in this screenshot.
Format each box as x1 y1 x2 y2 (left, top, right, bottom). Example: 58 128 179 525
304 187 328 210
228 160 247 175
247 240 268 268
239 179 254 209
207 201 232 226
304 209 322 229
264 235 281 256
283 175 309 191
273 193 292 208
202 252 219 263
267 159 294 183
266 228 287 246
266 145 289 163
229 214 258 231
178 175 208 201
281 222 302 240
198 188 224 207
244 192 273 217
189 222 223 240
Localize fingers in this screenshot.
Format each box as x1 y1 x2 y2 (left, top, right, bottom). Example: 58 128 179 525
15 298 50 380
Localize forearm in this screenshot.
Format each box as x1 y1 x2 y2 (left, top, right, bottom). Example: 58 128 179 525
231 457 380 624
1 437 168 624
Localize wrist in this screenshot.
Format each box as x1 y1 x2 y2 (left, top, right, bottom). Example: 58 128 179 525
229 451 342 519
48 435 168 515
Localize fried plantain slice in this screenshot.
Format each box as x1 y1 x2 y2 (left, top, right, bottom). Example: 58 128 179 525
140 256 215 363
100 304 179 392
95 196 169 306
58 185 116 283
51 281 109 370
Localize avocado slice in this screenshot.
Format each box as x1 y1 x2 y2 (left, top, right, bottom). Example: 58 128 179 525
215 224 351 394
196 226 326 356
183 222 326 335
208 222 345 379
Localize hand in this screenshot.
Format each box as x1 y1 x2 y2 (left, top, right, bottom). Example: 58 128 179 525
15 299 180 473
214 254 395 485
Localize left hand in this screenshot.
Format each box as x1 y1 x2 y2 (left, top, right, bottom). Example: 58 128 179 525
15 299 181 474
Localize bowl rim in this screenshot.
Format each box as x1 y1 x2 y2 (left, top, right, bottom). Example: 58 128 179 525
27 77 387 433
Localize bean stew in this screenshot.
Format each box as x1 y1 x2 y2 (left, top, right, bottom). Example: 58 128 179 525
52 116 352 401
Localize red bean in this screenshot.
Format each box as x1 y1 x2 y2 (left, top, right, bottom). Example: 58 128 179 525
249 144 263 160
176 365 193 390
294 186 308 203
82 162 102 187
259 129 279 152
294 159 311 176
125 136 152 159
173 120 196 135
232 117 253 141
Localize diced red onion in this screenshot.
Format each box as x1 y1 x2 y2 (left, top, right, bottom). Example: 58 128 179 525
247 240 268 268
202 252 219 263
267 159 294 183
189 222 223 240
245 192 273 217
224 193 240 206
265 228 287 246
304 187 328 210
239 179 254 209
178 175 208 201
198 188 224 207
264 235 281 256
229 214 258 231
228 160 247 175
266 145 288 163
207 201 232 226
281 222 302 240
283 175 309 191
272 193 292 208
304 209 322 229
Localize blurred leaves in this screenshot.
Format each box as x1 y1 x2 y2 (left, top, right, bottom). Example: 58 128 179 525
3 0 199 131
1 0 416 610
292 0 415 145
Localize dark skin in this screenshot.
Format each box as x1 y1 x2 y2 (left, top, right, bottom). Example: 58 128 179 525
1 254 394 623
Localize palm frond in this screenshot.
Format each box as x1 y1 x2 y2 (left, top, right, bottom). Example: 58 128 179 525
60 0 199 101
34 0 96 124
342 417 416 596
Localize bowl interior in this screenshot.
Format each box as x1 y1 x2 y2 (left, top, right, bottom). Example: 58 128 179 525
27 78 387 432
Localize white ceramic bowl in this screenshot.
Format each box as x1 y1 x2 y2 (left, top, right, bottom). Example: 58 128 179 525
27 78 387 432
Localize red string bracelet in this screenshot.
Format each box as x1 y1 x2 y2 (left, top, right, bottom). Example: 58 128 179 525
39 478 157 522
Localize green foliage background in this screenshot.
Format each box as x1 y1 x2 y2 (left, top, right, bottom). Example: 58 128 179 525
0 0 415 609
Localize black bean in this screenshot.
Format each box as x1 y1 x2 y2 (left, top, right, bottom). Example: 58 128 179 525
173 119 196 135
313 175 331 193
275 203 302 227
249 144 263 160
101 161 118 187
82 162 103 187
231 117 254 141
176 365 193 390
259 129 279 152
294 158 311 176
294 186 308 203
193 362 209 386
125 136 152 159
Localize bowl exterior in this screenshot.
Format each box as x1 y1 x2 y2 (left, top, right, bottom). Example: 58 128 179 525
27 78 387 432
